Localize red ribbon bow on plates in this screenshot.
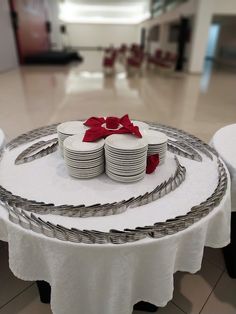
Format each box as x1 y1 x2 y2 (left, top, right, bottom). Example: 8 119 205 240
83 114 142 142
146 154 160 174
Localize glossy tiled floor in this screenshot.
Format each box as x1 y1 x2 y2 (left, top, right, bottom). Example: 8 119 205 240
0 51 236 313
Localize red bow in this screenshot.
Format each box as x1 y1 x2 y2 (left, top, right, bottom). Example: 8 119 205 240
83 114 142 142
146 154 159 174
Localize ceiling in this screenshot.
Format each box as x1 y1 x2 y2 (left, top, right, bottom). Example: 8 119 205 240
62 0 149 6
59 0 151 24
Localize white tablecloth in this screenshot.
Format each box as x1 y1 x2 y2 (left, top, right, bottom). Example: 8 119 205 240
211 124 236 212
0 129 5 150
0 135 232 314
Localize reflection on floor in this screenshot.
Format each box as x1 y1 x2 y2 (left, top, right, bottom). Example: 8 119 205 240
0 51 236 314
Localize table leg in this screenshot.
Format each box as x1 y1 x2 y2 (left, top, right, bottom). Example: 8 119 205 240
133 301 158 312
36 281 51 304
223 212 236 278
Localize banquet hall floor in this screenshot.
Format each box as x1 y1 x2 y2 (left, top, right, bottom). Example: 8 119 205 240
0 51 236 314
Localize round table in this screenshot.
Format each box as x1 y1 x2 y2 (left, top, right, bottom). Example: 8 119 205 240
211 123 236 277
0 122 231 314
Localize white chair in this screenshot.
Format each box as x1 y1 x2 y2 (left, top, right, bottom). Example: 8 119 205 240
211 123 236 278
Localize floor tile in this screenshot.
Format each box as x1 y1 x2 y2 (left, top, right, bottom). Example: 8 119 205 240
133 301 185 313
172 259 223 314
0 284 52 314
200 272 236 314
0 245 33 308
203 247 225 270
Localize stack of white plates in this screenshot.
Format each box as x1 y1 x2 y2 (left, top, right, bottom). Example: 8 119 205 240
143 130 168 165
105 134 148 183
57 121 87 155
63 134 105 179
132 121 149 131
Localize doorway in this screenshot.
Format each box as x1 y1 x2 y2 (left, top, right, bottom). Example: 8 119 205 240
9 0 50 64
205 24 220 60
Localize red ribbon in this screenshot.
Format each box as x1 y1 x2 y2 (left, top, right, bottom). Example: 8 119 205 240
83 114 142 142
146 154 159 174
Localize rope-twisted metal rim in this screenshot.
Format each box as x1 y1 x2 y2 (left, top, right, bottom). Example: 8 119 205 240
5 158 227 244
0 156 186 217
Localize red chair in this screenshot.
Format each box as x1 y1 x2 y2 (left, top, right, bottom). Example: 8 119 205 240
126 54 143 76
156 52 177 72
103 56 116 75
147 49 163 68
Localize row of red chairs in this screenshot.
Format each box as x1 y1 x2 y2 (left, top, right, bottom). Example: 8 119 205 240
103 46 177 74
147 49 177 69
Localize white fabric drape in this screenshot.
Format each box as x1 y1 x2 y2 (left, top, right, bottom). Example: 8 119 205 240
0 129 5 150
211 124 236 212
0 189 231 314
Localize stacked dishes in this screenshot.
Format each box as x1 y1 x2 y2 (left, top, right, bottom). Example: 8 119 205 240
63 134 105 179
132 121 149 131
143 130 168 165
57 121 87 155
105 134 148 183
132 120 149 136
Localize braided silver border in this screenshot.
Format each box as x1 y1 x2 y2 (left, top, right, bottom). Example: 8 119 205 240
5 158 227 244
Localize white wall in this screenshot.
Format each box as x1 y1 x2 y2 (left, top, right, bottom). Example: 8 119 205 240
44 0 63 50
149 23 177 55
66 23 140 48
189 0 236 73
215 20 236 65
0 0 18 72
214 0 236 14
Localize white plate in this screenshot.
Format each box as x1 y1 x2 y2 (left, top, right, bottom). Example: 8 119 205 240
64 150 104 157
65 155 104 162
107 164 146 171
64 134 104 152
106 150 147 158
105 149 147 158
64 155 103 162
68 171 104 179
67 166 104 175
143 130 168 145
68 169 104 176
106 166 145 176
57 121 87 135
132 121 149 130
106 160 146 169
105 134 147 151
65 148 104 153
65 161 104 169
148 150 166 155
106 170 145 183
106 156 147 165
